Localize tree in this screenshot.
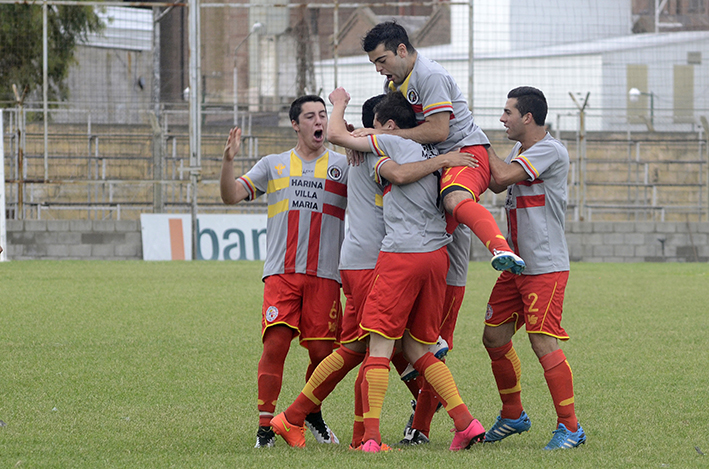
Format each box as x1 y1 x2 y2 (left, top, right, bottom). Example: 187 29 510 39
0 3 103 106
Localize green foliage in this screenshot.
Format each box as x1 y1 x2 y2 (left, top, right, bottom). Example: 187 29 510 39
0 4 103 106
0 261 707 468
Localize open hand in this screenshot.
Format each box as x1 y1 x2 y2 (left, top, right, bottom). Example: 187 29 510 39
223 127 242 162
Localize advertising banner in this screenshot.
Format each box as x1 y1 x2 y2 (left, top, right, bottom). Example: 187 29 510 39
140 214 268 261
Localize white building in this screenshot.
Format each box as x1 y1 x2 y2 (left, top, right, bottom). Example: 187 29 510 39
314 0 709 133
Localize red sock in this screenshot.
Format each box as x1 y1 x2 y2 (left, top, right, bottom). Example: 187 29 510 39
391 351 420 400
411 378 437 437
352 359 366 447
361 356 390 444
257 326 293 427
285 346 365 425
413 352 472 432
453 198 511 254
540 349 578 432
486 342 523 420
303 340 334 415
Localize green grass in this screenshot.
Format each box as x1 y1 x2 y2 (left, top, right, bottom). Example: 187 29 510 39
1 261 708 468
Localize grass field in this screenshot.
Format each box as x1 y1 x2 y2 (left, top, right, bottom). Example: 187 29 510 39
1 260 708 468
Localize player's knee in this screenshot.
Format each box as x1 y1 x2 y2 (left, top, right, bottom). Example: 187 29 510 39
444 190 473 214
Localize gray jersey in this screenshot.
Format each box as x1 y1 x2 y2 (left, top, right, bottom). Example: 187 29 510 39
368 134 450 253
446 224 471 286
386 54 489 153
504 133 570 275
238 148 349 281
339 157 385 270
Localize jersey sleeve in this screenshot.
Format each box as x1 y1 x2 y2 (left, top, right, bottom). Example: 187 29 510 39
237 156 270 200
417 71 454 118
369 134 425 183
512 138 560 181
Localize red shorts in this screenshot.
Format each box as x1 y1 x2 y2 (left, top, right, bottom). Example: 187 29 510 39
440 145 491 201
439 285 465 349
262 273 342 345
339 269 376 344
485 270 570 340
360 248 449 344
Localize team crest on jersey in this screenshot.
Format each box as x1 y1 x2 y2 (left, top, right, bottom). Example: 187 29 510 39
328 166 342 181
407 89 419 104
265 306 279 322
485 304 493 321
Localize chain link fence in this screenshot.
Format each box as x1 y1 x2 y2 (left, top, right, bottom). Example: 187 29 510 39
1 0 709 223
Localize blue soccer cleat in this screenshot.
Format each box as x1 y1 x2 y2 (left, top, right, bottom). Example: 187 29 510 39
543 422 586 450
491 250 526 275
484 411 532 443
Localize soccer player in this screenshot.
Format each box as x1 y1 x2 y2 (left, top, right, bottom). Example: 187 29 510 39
220 95 348 448
270 90 476 449
333 90 485 453
356 21 525 275
481 87 586 450
397 222 471 446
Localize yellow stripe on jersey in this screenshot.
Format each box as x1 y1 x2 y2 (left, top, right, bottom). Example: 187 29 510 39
289 151 303 177
314 151 329 179
422 101 452 112
267 198 289 218
370 135 387 157
267 176 289 193
390 70 413 97
514 154 540 178
375 194 383 207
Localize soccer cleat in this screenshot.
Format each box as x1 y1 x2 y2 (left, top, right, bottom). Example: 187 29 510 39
361 439 395 453
399 337 449 382
403 399 416 435
402 399 443 436
270 412 306 448
361 439 382 453
254 425 276 448
304 411 340 444
491 249 526 275
543 422 586 450
449 419 486 451
397 428 430 446
484 411 532 443
400 363 418 382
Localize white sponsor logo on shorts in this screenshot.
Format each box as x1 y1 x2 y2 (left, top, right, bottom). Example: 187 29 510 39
485 304 493 321
265 306 279 322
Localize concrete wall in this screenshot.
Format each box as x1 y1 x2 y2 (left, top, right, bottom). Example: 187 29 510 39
470 221 709 263
3 219 708 262
4 220 142 261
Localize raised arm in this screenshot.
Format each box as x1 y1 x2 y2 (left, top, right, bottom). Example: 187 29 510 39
327 88 372 153
220 127 250 205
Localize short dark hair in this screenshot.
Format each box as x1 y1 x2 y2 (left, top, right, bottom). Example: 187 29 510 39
362 94 386 128
373 91 417 129
507 86 547 126
362 21 415 54
289 95 326 123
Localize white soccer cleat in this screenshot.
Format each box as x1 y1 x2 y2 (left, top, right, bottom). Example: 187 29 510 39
491 249 526 275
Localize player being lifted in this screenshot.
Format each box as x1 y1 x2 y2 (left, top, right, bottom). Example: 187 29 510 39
220 96 347 448
270 90 477 449
336 89 485 452
355 21 525 275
